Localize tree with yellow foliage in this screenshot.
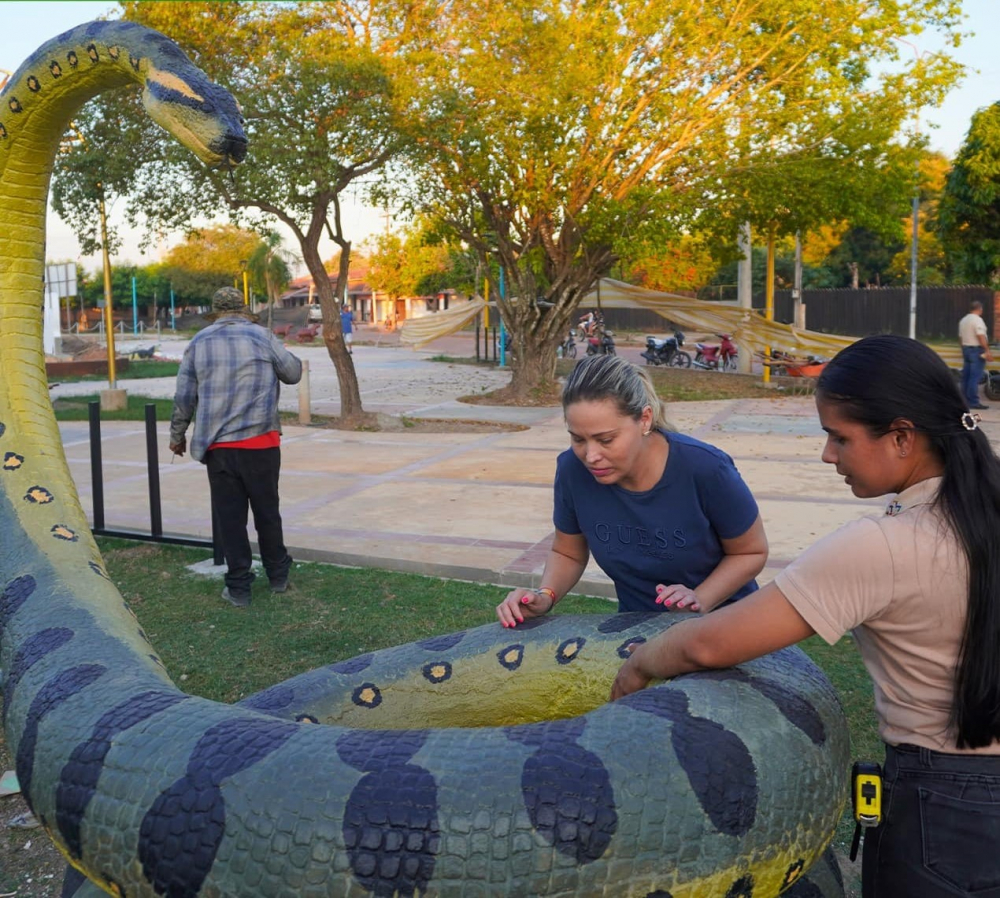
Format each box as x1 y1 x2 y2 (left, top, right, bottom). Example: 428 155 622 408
407 0 963 396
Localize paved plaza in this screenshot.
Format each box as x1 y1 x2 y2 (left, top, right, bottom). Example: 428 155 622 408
51 329 1000 599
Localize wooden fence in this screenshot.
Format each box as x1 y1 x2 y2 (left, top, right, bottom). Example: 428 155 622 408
754 286 997 341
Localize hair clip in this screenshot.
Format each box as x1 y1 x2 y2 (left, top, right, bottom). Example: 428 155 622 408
962 411 981 432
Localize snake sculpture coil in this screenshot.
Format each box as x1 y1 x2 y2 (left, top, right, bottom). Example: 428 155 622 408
0 20 850 898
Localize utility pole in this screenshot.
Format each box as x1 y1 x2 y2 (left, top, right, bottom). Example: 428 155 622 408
736 222 752 373
909 192 919 340
896 36 932 340
763 227 776 385
793 233 805 330
99 194 126 409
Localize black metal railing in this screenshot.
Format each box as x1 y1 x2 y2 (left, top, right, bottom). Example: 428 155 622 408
88 400 223 563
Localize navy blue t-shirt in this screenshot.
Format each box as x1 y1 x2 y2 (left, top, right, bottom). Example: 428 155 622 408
553 431 759 612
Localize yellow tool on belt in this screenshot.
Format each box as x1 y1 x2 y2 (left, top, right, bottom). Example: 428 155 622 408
849 761 883 861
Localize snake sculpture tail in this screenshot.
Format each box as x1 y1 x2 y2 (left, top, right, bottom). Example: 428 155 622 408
1 20 850 898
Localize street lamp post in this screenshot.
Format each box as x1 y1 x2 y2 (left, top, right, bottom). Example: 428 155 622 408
910 191 919 340
240 259 249 307
896 37 933 341
98 193 118 386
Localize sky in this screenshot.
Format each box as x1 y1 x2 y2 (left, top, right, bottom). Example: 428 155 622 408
2 0 998 271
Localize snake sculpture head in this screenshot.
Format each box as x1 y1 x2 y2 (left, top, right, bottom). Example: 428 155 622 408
1 20 849 898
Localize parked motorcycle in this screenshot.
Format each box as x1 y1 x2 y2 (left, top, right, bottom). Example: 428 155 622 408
985 370 1000 401
693 334 738 371
640 331 691 367
557 328 578 359
500 329 515 360
585 327 616 356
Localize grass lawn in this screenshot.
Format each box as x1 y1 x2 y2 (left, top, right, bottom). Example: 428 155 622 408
49 359 181 422
51 393 176 422
428 354 810 402
51 359 181 383
1 538 876 896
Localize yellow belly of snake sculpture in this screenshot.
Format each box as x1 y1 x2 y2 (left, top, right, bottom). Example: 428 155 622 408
0 20 849 897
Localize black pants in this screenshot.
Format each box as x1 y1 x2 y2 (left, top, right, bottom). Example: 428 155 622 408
863 743 1000 896
206 446 292 595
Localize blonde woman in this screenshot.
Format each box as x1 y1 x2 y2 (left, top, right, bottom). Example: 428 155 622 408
497 354 767 627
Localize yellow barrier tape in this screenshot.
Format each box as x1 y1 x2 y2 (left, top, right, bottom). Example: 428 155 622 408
397 279 987 373
399 297 486 348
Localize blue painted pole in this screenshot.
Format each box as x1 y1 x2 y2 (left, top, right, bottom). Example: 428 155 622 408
170 286 176 330
499 266 507 368
131 276 138 335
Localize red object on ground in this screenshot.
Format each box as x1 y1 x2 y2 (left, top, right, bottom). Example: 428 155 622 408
786 362 827 377
295 324 320 343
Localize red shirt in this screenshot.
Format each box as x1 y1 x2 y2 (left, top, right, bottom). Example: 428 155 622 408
207 430 281 451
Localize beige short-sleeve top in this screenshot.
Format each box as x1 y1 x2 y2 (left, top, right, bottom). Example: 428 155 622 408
775 477 997 754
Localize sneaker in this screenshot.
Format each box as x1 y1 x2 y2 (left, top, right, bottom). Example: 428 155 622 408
269 578 290 594
221 587 251 607
972 403 990 410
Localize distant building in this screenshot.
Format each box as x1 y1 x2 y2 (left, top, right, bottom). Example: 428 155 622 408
278 269 375 321
278 262 467 326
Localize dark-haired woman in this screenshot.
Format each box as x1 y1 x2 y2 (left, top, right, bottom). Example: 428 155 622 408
612 334 1000 897
496 354 767 627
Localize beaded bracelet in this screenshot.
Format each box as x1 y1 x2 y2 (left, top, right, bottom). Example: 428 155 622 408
533 586 557 603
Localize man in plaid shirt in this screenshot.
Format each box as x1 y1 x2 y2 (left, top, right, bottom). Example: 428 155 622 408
169 287 303 607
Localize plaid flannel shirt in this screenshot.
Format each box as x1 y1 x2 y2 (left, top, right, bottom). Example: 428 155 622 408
169 317 303 462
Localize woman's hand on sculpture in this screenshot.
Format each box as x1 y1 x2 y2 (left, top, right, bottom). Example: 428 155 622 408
655 583 700 612
496 587 554 628
610 642 655 700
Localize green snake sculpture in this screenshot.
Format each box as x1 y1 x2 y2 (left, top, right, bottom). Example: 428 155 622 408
0 20 850 897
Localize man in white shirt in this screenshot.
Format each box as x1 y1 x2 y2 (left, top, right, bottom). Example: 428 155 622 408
958 300 992 410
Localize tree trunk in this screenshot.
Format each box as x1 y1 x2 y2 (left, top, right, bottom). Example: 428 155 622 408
505 322 561 398
493 272 594 399
474 219 610 400
300 240 366 424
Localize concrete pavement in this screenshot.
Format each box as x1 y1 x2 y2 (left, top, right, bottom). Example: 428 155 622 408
52 329 1000 599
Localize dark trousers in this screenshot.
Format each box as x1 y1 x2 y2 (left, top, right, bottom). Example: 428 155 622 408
961 345 985 407
206 447 292 595
862 743 1000 897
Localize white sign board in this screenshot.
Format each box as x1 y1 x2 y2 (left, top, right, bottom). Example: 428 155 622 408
43 262 76 353
45 263 77 298
44 263 78 355
43 286 60 355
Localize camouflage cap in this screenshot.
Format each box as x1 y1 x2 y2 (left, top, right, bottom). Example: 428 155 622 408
205 286 259 322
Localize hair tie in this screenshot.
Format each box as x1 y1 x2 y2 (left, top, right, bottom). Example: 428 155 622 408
962 411 981 432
